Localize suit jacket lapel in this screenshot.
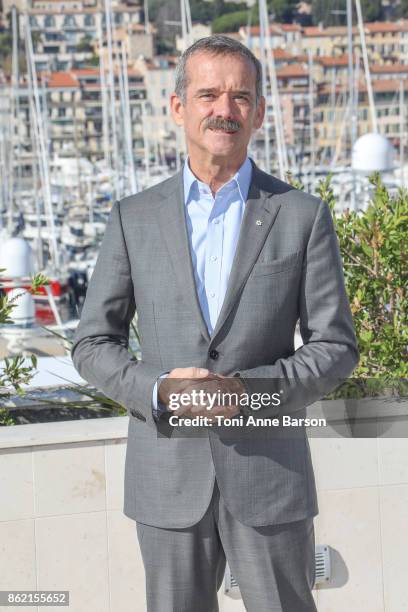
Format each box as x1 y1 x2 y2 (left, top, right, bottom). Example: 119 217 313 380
156 161 291 347
209 162 285 345
157 170 211 343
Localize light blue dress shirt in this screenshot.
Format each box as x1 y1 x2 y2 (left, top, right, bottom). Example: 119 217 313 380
152 156 253 417
183 156 252 334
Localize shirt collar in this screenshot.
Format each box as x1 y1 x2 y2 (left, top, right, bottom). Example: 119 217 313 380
183 156 252 205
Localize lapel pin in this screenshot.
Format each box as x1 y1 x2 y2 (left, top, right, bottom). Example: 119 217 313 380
256 219 263 226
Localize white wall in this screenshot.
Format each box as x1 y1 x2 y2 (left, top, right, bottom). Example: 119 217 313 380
0 413 407 611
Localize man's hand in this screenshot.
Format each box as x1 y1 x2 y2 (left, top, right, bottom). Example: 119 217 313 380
158 366 213 405
158 367 246 423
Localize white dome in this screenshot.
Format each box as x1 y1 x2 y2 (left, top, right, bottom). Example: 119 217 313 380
352 132 395 173
5 288 36 325
0 238 35 277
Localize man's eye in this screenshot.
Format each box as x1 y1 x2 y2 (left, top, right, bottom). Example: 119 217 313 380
200 94 215 99
235 95 249 102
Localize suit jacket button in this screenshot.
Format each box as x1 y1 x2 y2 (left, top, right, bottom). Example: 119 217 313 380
209 349 219 360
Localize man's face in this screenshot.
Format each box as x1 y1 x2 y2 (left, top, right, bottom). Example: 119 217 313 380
171 51 265 162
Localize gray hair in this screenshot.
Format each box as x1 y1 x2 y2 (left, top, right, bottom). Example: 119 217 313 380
174 34 263 105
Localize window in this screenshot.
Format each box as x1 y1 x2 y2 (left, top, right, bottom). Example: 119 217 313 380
45 32 60 41
84 14 94 26
44 15 55 27
63 15 77 27
65 31 77 42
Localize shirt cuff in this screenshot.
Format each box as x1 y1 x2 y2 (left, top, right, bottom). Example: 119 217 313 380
152 372 170 421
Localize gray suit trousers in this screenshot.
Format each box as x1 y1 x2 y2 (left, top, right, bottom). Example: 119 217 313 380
136 479 317 612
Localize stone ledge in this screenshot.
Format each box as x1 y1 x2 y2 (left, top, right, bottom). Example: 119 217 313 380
0 416 129 450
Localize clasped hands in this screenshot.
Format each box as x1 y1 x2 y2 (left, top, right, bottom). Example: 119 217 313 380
158 366 246 423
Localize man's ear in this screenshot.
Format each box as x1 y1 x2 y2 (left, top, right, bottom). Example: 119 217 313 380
254 95 266 130
170 93 185 127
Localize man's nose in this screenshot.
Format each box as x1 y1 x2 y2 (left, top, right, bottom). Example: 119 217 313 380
213 93 235 118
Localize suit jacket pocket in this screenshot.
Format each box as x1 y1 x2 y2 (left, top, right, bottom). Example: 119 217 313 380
251 250 302 277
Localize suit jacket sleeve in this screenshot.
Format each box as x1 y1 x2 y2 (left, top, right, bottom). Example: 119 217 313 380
70 200 163 425
234 199 359 414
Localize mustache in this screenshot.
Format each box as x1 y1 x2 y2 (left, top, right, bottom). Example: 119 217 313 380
205 117 241 132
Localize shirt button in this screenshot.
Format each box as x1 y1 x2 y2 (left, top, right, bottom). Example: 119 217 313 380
210 255 217 262
209 349 219 360
213 219 220 224
209 292 216 298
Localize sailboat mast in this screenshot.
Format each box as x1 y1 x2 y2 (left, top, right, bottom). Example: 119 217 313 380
144 0 150 34
9 5 19 232
25 14 60 269
400 80 405 186
258 0 288 179
120 41 137 193
98 12 111 173
104 0 120 200
347 0 357 210
308 49 315 189
355 0 378 133
258 15 270 171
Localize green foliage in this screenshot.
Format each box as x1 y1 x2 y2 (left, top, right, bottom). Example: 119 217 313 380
316 173 407 380
0 30 32 72
31 31 42 52
0 266 137 425
326 377 407 400
148 0 249 54
212 10 250 33
399 0 408 18
30 272 49 293
0 292 15 326
155 38 174 56
286 170 305 192
311 0 383 26
86 55 100 67
213 0 248 18
269 0 298 23
77 35 94 53
0 270 49 424
148 0 247 26
1 355 38 393
360 0 383 22
0 32 12 58
0 269 48 325
189 0 215 23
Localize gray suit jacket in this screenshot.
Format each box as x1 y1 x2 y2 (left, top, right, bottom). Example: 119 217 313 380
71 161 359 528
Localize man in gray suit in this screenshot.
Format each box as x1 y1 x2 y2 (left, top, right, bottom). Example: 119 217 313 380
71 35 358 612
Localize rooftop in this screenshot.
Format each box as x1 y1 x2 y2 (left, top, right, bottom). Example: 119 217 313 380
277 64 308 78
317 54 355 67
45 71 79 88
240 25 283 37
319 77 408 95
370 63 408 73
